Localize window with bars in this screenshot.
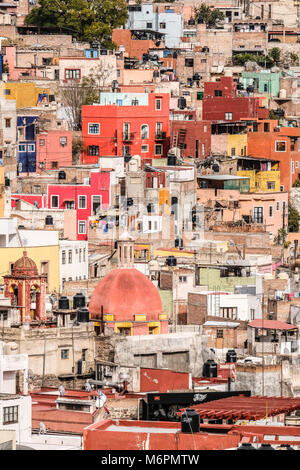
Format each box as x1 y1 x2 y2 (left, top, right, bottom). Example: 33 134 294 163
3 406 18 424
219 307 237 320
88 145 99 156
65 69 80 79
217 329 223 338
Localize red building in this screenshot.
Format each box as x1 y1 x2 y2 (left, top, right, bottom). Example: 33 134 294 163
81 92 170 165
47 169 111 240
202 76 269 122
170 120 211 159
36 130 73 173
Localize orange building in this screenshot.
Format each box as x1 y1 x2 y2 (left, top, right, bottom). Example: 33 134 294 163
247 119 300 192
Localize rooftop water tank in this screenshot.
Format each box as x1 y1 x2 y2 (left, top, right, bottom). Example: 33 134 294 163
226 349 237 363
77 308 90 323
58 296 69 310
202 359 217 378
181 409 200 433
73 292 86 309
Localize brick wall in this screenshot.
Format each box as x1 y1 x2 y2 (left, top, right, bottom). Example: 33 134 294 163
159 270 173 290
187 293 207 325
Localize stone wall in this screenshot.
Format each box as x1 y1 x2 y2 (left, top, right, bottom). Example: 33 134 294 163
235 363 281 396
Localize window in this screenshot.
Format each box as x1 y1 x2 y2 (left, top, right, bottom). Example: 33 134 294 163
60 136 67 146
88 145 99 156
231 148 236 156
65 69 80 79
269 206 273 217
296 161 299 168
62 250 66 265
78 221 86 234
51 161 58 169
88 123 100 134
155 99 162 110
141 124 149 139
267 181 275 190
217 329 223 338
68 250 72 264
225 112 233 120
202 144 205 156
159 22 166 29
146 22 152 29
280 185 284 192
155 144 162 155
82 349 87 361
123 122 130 139
78 195 87 209
0 311 8 321
264 122 269 132
292 161 295 174
5 118 11 128
117 69 120 77
65 201 75 209
131 99 139 106
51 195 59 208
276 202 280 211
179 276 187 283
141 145 149 153
4 89 11 95
214 90 223 97
79 249 82 263
276 141 286 152
250 309 255 321
39 139 45 146
253 206 263 224
33 185 41 193
92 195 101 215
220 307 237 320
83 248 86 262
61 349 69 359
185 58 194 67
3 406 18 424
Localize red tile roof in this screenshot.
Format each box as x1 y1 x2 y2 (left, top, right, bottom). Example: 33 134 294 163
248 319 297 330
178 396 300 421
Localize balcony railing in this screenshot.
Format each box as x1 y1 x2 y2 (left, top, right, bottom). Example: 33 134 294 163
123 132 134 141
155 131 166 140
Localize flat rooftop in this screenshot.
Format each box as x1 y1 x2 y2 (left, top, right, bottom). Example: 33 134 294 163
107 424 179 434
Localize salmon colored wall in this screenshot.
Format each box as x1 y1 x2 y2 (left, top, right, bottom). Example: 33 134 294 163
139 368 190 393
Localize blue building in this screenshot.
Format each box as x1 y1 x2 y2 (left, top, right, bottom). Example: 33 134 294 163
17 116 38 173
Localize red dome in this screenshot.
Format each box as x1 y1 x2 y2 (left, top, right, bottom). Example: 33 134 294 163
89 268 163 321
12 251 38 277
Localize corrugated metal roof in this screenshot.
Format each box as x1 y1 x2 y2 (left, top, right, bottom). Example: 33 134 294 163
203 321 240 328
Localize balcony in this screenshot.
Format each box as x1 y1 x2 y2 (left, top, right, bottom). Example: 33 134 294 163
123 132 134 141
155 131 167 140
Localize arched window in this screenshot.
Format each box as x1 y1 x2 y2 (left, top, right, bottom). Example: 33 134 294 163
141 124 149 139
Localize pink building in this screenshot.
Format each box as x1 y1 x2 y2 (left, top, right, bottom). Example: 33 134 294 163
47 169 111 240
36 130 73 173
197 188 288 236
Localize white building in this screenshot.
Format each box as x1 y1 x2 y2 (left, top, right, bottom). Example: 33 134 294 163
126 3 183 48
0 341 31 444
59 239 89 290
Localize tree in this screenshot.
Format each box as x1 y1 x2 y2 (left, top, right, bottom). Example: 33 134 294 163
25 0 128 46
288 204 300 233
194 4 224 28
290 52 299 65
58 63 114 130
269 47 281 66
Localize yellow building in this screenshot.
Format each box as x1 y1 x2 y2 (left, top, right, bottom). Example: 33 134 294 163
0 245 60 293
228 134 247 157
154 247 195 258
1 83 50 109
237 164 280 192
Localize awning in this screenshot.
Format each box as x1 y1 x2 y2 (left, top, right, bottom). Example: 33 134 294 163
248 319 297 330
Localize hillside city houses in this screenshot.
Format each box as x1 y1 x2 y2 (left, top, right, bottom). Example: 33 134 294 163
3 0 300 452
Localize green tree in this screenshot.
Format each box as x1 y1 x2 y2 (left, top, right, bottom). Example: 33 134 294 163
269 47 281 66
194 4 224 28
25 0 128 46
288 204 300 233
290 52 299 65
